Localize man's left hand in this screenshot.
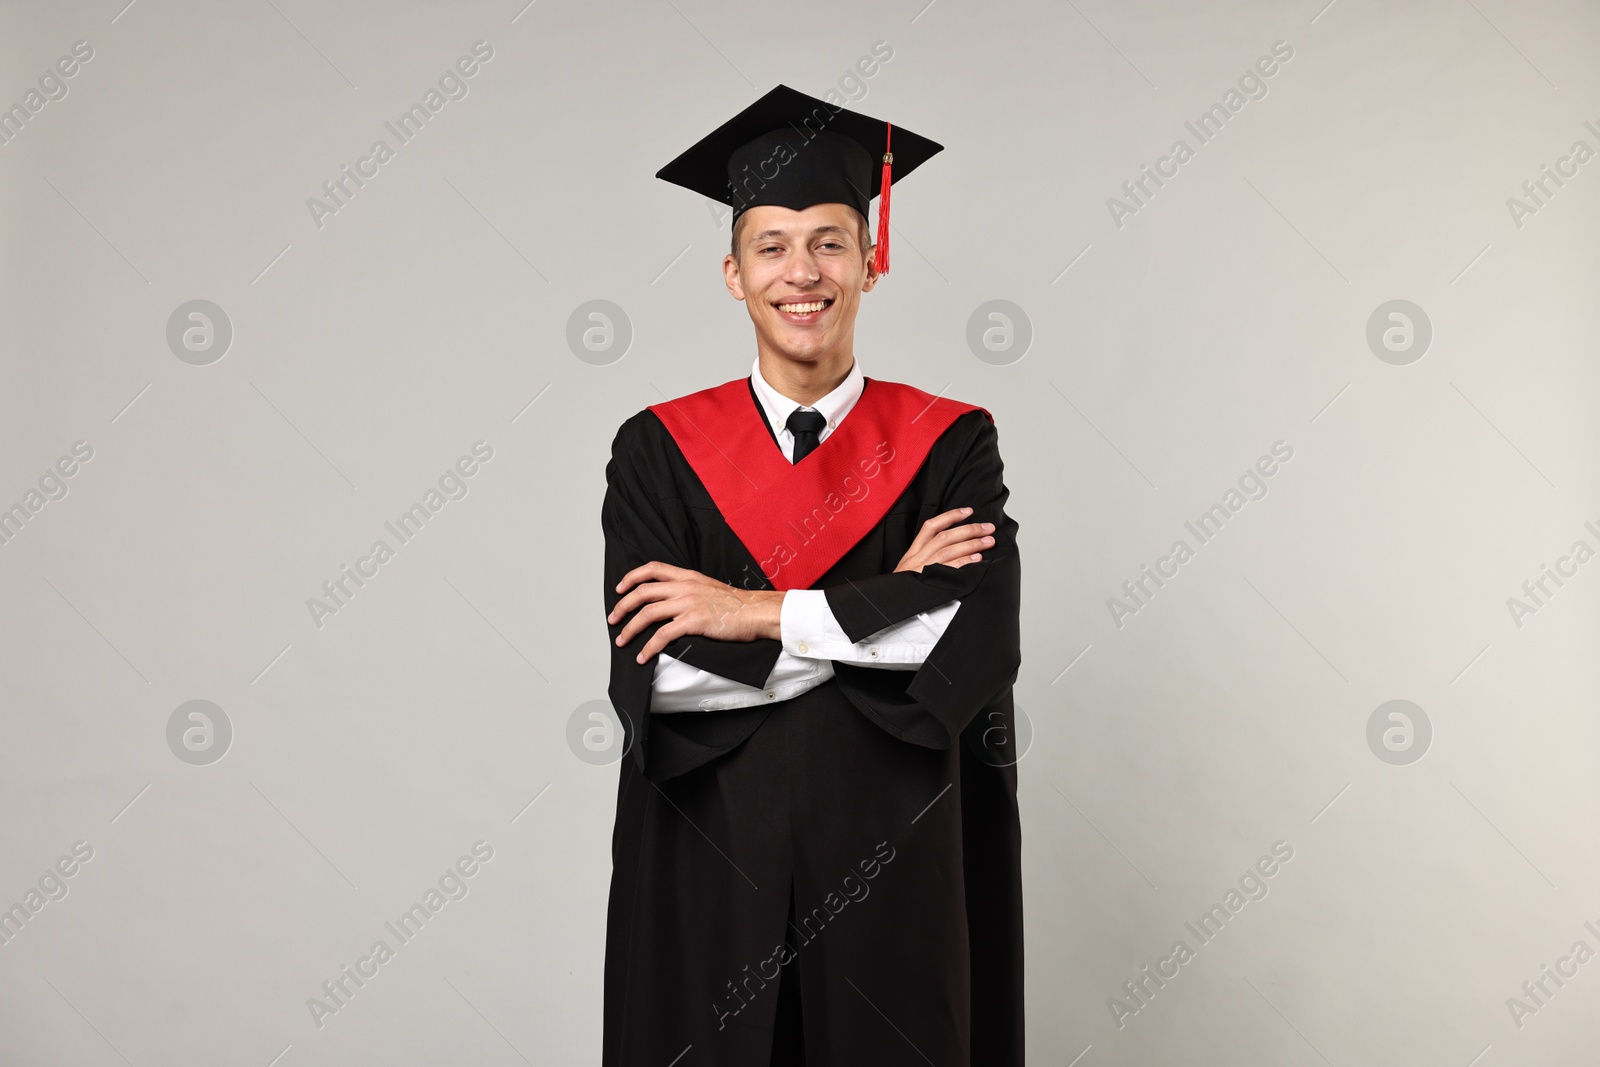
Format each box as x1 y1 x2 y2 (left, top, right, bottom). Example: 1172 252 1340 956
609 562 784 665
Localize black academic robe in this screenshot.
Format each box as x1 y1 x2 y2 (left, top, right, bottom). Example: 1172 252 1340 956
600 378 1024 1066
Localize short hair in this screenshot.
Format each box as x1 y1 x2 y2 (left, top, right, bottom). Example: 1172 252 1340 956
731 207 872 264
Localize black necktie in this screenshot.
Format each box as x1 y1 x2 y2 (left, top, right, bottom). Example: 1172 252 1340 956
786 409 827 464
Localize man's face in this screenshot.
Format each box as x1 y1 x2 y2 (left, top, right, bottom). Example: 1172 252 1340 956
723 202 877 365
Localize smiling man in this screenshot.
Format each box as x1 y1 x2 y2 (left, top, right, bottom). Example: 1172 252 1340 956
600 85 1023 1066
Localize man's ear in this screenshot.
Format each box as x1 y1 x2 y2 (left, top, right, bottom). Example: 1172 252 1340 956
860 245 880 293
723 253 746 300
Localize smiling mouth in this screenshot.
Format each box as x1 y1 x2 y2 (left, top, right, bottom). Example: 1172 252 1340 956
773 298 834 321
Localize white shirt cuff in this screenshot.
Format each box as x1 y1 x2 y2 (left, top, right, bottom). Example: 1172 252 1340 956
651 651 832 711
780 589 852 656
781 589 959 669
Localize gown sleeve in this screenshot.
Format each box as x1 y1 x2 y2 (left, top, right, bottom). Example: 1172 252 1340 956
819 412 1021 748
602 413 787 770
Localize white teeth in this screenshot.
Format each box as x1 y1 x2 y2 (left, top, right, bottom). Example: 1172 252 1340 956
778 300 827 314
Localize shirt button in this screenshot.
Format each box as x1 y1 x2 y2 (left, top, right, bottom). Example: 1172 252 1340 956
797 641 809 654
765 691 776 700
868 647 880 658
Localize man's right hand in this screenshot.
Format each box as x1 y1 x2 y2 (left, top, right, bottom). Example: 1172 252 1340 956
894 507 995 573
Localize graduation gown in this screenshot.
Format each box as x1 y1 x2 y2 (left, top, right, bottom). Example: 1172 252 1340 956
600 375 1024 1066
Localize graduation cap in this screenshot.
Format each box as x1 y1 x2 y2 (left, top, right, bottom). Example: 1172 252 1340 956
655 84 943 275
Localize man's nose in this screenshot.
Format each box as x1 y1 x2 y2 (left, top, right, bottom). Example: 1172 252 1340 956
783 249 820 285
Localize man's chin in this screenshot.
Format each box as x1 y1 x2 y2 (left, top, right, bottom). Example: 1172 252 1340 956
770 342 835 364
758 329 835 362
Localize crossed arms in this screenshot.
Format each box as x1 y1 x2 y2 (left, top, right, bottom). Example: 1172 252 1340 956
601 408 1020 748
607 509 993 710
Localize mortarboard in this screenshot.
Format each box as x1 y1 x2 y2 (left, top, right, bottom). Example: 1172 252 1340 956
654 84 943 275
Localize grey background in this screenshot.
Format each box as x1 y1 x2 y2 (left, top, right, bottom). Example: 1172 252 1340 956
2 0 1597 1063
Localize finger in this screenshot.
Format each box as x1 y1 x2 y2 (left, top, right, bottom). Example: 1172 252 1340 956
906 510 970 560
933 521 994 548
616 600 678 647
913 508 972 549
917 507 974 541
607 580 682 625
933 535 993 562
616 561 688 595
945 552 984 569
608 598 665 646
614 563 660 595
636 620 687 664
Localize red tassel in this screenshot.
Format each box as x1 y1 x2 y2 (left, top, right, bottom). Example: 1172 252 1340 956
873 123 892 275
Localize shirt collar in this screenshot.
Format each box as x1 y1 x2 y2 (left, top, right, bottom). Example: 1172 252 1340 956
749 355 865 449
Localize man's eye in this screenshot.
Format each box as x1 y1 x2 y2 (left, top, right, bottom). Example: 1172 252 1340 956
758 245 780 254
819 242 844 250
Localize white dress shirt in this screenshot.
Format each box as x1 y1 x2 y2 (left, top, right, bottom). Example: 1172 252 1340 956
651 356 961 712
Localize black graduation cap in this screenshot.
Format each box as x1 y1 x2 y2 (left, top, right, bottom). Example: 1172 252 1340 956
654 84 943 274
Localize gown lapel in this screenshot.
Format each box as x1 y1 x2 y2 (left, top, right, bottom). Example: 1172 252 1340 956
649 375 988 590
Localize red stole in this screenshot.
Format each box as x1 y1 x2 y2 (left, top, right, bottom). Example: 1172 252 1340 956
648 376 989 591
